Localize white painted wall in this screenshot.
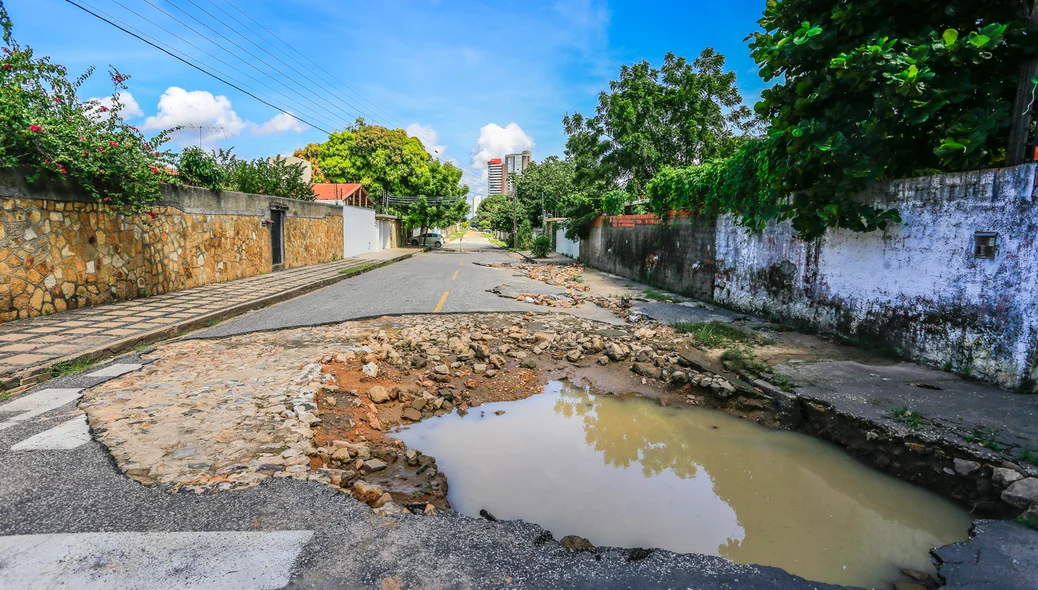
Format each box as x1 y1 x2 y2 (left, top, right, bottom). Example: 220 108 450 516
554 223 580 258
342 205 377 258
713 164 1038 389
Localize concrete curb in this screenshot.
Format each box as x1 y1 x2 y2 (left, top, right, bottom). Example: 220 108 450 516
1 252 418 396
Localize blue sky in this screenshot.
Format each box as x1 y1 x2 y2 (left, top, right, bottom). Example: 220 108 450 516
8 0 768 198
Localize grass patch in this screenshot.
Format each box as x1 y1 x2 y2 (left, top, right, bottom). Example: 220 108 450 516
447 228 466 241
644 288 673 302
964 430 1003 451
338 263 378 276
1021 448 1038 466
50 357 95 378
890 405 926 429
770 372 795 392
720 346 773 375
1016 514 1038 530
673 321 774 349
623 283 633 288
488 237 508 248
0 391 12 402
571 275 584 283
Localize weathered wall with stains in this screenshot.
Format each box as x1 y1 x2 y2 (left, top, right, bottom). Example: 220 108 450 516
0 175 343 321
713 164 1038 390
580 213 716 300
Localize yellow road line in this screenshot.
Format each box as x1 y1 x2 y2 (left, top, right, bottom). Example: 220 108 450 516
434 291 449 313
460 260 463 266
451 270 459 280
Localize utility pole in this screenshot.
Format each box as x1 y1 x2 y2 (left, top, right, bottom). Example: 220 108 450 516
1008 0 1038 166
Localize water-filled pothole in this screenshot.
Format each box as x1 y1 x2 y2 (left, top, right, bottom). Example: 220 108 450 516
395 381 970 588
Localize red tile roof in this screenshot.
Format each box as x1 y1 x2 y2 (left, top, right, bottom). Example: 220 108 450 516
313 183 366 201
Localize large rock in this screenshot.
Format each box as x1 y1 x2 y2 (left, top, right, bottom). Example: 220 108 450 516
489 354 506 369
368 385 390 403
1001 477 1038 509
351 480 384 504
953 458 980 476
361 362 379 378
402 408 422 421
560 535 595 552
993 467 1024 488
631 362 662 379
605 342 626 361
363 459 388 472
433 364 450 375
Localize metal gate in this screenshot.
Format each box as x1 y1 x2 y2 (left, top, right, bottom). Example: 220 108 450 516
270 209 285 269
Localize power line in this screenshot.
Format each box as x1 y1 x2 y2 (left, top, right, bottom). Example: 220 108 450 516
144 0 356 130
105 0 341 133
222 0 405 129
187 0 388 129
61 0 332 134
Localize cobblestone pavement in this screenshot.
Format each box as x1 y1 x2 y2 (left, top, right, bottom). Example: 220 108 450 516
0 250 414 389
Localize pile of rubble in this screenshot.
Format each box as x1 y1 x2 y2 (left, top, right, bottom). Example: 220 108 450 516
83 313 743 509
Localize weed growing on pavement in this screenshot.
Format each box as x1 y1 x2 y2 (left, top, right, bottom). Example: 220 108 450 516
50 357 95 378
674 321 753 348
675 321 775 349
890 405 925 429
1016 514 1038 530
644 289 672 302
721 346 773 375
0 391 11 402
571 275 584 283
771 373 795 392
1021 448 1038 466
964 430 1002 451
338 263 378 276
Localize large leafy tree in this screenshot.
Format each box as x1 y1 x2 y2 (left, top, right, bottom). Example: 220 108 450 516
297 120 468 207
748 0 1031 239
563 49 752 196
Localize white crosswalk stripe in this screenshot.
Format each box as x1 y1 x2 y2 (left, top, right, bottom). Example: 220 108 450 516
0 388 83 425
0 530 314 589
85 363 143 378
10 415 90 451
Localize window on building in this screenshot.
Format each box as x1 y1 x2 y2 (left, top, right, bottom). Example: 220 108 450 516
974 232 998 260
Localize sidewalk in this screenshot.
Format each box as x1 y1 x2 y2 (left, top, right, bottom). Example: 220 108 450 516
0 248 416 392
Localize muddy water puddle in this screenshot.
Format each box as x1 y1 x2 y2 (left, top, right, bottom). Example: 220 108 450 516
395 381 970 588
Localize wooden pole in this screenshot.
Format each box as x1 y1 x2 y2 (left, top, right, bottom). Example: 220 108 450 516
1007 0 1038 166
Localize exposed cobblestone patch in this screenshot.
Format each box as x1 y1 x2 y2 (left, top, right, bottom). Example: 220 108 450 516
81 313 729 500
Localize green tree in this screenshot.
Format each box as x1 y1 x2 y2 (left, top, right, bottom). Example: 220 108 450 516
747 0 1030 239
562 49 752 197
175 148 314 200
308 119 467 208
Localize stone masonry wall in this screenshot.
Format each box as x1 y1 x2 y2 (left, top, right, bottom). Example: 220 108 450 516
0 176 343 322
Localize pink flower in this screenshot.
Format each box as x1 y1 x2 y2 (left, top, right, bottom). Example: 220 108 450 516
29 124 42 132
108 141 119 147
103 197 111 203
44 159 50 164
60 168 66 175
53 97 61 103
2 64 11 70
150 166 159 174
100 105 109 113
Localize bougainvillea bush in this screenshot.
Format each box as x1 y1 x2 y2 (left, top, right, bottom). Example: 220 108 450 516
0 2 174 214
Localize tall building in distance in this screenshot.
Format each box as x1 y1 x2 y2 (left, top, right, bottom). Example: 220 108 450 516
487 158 505 195
504 150 532 194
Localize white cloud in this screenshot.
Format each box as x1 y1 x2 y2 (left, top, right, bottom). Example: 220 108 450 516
142 87 247 145
406 122 447 157
253 112 308 136
469 123 535 171
85 91 143 120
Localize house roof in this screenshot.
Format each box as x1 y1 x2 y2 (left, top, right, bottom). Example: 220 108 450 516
313 183 367 201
